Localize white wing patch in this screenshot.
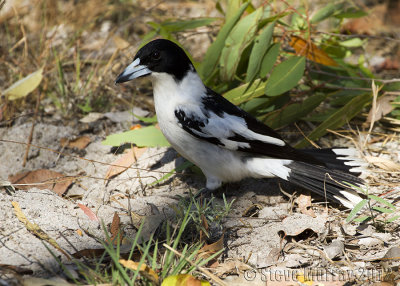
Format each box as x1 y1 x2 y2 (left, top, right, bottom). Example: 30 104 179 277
199 111 285 148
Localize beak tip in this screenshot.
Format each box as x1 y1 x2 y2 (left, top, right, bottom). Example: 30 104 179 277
115 74 125 84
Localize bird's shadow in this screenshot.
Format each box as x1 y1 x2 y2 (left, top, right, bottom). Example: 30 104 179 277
148 147 294 201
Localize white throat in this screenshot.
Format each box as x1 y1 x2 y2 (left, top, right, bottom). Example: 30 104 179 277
151 70 206 109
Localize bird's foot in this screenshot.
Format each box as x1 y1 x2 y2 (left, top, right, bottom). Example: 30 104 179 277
194 188 214 199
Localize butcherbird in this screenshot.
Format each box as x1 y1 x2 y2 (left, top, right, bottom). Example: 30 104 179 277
116 39 366 208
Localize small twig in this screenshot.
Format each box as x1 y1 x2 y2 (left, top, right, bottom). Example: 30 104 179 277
294 122 320 148
364 81 384 149
1 139 180 175
316 31 400 44
289 239 336 265
22 90 41 167
310 69 400 84
163 243 227 286
11 5 28 59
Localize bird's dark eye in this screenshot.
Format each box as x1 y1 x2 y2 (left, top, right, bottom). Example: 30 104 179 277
151 51 161 60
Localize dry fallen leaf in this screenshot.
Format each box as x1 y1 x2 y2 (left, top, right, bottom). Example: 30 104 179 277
296 273 314 286
323 239 344 260
131 211 165 244
60 135 91 149
12 201 70 259
0 264 33 275
296 194 316 218
76 229 83 236
3 68 43 100
130 124 142 130
119 259 159 285
78 203 99 221
105 147 147 179
9 169 73 196
278 213 327 237
110 212 122 245
214 259 252 277
72 248 105 259
380 246 400 270
199 214 209 243
198 234 224 261
290 36 338 66
161 274 210 286
366 95 397 124
365 156 400 172
79 112 104 123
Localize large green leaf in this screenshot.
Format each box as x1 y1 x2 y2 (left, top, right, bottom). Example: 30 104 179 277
265 56 306 96
335 8 368 19
261 93 327 129
259 43 280 78
200 2 249 81
102 126 170 147
245 22 275 83
223 79 267 105
219 7 263 81
310 3 344 23
160 18 216 32
225 0 242 22
295 92 371 148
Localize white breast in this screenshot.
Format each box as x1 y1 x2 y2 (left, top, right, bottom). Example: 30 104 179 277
150 71 251 184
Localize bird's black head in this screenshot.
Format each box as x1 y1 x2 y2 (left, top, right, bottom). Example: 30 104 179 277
115 39 194 84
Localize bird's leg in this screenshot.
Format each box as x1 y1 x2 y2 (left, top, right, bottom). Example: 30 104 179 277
194 174 222 199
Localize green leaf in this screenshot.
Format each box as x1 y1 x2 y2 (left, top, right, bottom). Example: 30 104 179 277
387 215 400 223
259 43 280 78
219 7 263 81
225 0 241 22
261 93 327 129
265 56 306 96
368 195 396 209
3 68 43 100
102 126 170 147
160 18 216 32
372 206 395 214
304 108 337 123
245 22 275 83
346 199 368 223
242 96 274 114
133 114 158 123
223 79 267 105
295 92 371 148
339 38 365 48
335 8 368 19
200 2 249 81
311 3 344 23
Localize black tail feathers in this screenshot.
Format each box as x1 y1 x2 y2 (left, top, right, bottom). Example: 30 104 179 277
287 148 367 208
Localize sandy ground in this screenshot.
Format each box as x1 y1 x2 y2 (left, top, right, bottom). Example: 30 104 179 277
1 112 399 285
1 1 400 283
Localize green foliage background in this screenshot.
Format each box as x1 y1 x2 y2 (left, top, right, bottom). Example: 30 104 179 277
104 0 400 148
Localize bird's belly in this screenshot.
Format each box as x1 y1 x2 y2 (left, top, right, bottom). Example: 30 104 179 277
158 119 249 183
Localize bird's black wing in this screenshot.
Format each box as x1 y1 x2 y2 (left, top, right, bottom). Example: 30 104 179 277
174 87 323 165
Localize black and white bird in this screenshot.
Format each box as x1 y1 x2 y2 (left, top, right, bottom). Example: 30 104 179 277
116 39 366 208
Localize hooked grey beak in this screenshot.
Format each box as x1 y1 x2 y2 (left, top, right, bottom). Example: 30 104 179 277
115 58 151 84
